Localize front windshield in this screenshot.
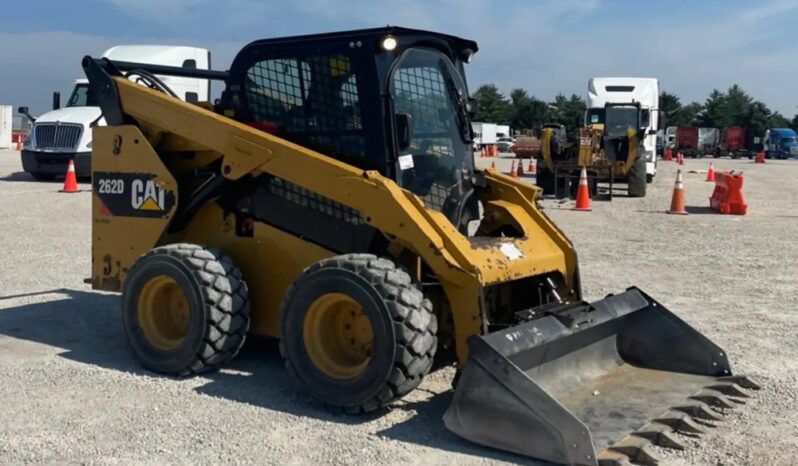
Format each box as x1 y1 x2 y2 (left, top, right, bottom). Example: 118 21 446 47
66 84 96 107
391 47 473 224
605 107 639 135
780 136 797 144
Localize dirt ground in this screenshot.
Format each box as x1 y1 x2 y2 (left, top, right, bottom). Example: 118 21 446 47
0 149 796 465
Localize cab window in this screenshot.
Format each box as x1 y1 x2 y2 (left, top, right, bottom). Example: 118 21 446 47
66 84 94 107
245 55 365 160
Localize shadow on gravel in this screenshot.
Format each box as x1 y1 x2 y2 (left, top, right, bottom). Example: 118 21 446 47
685 206 718 215
0 171 57 182
0 171 90 183
375 394 542 465
0 288 542 463
0 288 141 373
198 341 539 464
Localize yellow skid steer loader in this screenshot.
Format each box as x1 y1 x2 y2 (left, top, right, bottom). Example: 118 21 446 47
83 27 757 466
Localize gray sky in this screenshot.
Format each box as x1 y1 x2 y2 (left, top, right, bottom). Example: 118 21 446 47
3 0 798 117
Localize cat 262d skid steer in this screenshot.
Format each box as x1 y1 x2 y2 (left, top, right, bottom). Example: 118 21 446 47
83 27 758 466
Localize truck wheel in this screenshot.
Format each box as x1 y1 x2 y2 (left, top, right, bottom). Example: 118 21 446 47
646 174 654 184
122 244 250 376
279 254 437 414
627 156 647 197
535 163 556 195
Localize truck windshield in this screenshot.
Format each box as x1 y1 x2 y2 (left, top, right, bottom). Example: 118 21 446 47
66 84 97 107
605 107 639 136
390 47 474 226
780 136 797 143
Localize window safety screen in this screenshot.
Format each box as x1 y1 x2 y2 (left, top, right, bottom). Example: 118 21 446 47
390 48 471 217
245 55 365 159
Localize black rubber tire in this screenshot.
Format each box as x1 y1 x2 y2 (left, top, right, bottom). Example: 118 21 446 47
627 155 647 197
122 243 250 376
29 172 55 181
535 163 556 195
646 173 654 184
279 253 437 414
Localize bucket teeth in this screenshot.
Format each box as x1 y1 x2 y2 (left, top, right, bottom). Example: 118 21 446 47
607 436 660 465
674 402 724 421
633 423 687 450
707 383 751 398
691 390 737 409
654 411 707 434
596 450 634 466
717 375 761 390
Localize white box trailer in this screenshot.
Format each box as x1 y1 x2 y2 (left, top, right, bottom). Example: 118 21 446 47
496 124 510 138
0 106 11 149
587 77 660 182
472 122 497 148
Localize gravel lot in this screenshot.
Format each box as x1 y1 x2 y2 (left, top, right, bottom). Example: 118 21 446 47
1 149 796 465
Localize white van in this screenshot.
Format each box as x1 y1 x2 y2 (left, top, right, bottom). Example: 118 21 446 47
19 45 210 180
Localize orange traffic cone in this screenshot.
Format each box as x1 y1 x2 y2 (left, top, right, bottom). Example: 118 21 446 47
61 159 78 193
527 158 536 173
15 140 22 151
516 160 524 177
705 162 715 182
755 151 765 163
509 160 518 178
678 153 684 165
667 169 688 215
573 166 592 211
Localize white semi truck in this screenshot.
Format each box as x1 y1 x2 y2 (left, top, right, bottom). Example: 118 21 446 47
19 45 210 180
586 77 660 183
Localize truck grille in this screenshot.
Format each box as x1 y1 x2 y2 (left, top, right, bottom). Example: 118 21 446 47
33 123 83 151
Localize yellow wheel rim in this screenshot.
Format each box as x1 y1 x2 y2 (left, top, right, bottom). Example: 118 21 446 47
137 275 191 351
302 293 374 380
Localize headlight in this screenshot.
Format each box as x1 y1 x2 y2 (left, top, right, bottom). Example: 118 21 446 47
23 134 32 148
380 35 398 51
87 141 93 149
460 48 475 63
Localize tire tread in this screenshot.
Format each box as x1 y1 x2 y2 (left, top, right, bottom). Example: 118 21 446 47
125 243 251 376
278 253 437 414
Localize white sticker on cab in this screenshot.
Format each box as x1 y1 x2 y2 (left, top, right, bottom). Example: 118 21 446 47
398 154 415 170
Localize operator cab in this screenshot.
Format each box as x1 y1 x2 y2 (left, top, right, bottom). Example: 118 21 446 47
601 103 642 161
220 27 479 230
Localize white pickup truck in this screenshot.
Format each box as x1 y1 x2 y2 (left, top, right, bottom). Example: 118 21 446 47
19 45 210 180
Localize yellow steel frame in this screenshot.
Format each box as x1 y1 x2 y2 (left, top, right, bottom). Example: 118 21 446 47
93 77 579 363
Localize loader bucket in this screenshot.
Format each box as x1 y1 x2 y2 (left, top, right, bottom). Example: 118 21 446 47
444 287 759 466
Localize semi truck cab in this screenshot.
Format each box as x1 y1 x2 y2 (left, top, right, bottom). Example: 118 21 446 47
19 45 210 180
587 77 661 183
764 128 798 159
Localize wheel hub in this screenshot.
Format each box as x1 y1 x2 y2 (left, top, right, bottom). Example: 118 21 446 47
137 275 190 350
302 292 374 379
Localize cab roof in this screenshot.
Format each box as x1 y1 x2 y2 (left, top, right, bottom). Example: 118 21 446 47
239 26 478 55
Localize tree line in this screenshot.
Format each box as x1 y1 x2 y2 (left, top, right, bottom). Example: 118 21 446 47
472 83 797 136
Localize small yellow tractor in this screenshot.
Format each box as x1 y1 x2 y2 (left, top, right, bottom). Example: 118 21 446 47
537 103 649 198
83 27 757 466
